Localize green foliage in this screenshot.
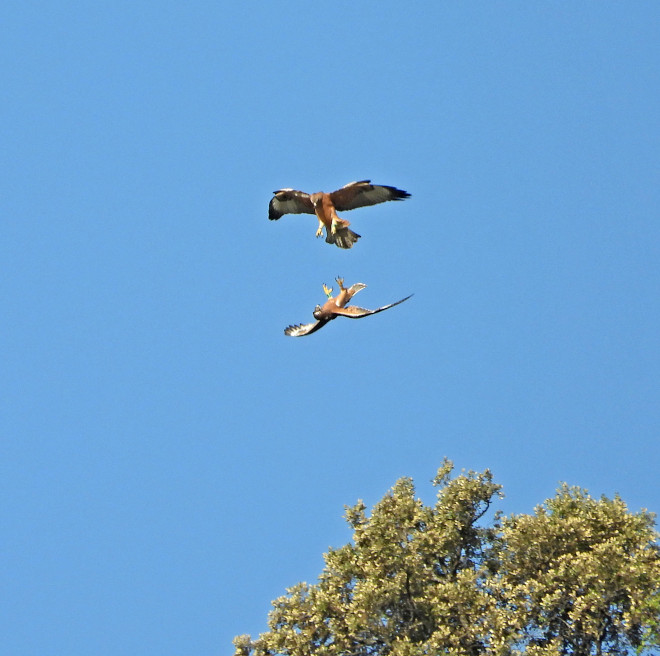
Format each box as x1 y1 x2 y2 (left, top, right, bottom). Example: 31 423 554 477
234 460 660 656
499 485 660 655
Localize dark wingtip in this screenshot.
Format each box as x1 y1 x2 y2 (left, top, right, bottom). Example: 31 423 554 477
383 185 411 200
268 204 281 220
390 293 414 308
284 323 307 336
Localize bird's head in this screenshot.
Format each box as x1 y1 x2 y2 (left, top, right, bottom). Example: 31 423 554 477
310 192 322 208
313 305 323 319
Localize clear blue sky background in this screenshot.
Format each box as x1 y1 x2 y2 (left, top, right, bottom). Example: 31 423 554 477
2 2 659 654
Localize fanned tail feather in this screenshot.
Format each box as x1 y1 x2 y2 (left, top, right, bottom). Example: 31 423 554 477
326 227 361 249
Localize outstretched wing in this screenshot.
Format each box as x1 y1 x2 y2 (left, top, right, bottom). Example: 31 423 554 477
269 189 315 220
330 180 410 212
284 320 326 337
333 294 414 319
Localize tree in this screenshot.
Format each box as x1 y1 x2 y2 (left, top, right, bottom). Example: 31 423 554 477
498 485 660 655
234 460 660 656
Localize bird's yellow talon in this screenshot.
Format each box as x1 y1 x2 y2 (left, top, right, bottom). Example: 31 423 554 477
323 283 333 298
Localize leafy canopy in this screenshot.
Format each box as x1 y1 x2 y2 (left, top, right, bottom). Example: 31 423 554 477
234 459 660 656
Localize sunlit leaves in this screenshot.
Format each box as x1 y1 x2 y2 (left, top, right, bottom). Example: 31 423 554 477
234 462 659 656
500 485 660 654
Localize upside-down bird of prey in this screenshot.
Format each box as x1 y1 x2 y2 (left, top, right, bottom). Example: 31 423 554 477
269 180 410 249
284 277 413 337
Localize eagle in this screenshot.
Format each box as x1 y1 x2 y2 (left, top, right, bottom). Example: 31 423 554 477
284 277 413 337
269 180 410 249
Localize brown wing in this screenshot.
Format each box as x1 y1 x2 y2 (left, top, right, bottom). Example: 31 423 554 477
329 180 410 212
284 320 327 337
269 189 315 220
333 294 413 319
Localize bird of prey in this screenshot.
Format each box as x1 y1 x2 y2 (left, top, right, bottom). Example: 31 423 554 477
284 277 413 337
269 180 410 249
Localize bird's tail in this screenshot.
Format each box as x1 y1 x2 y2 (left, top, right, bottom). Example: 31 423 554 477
347 282 367 297
326 226 361 249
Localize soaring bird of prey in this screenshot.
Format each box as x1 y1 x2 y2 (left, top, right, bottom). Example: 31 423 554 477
269 180 410 249
284 277 413 337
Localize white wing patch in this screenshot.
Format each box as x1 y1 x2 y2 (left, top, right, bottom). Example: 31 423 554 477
284 321 322 337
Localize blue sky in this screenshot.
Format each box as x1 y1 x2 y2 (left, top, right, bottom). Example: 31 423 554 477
2 2 659 654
